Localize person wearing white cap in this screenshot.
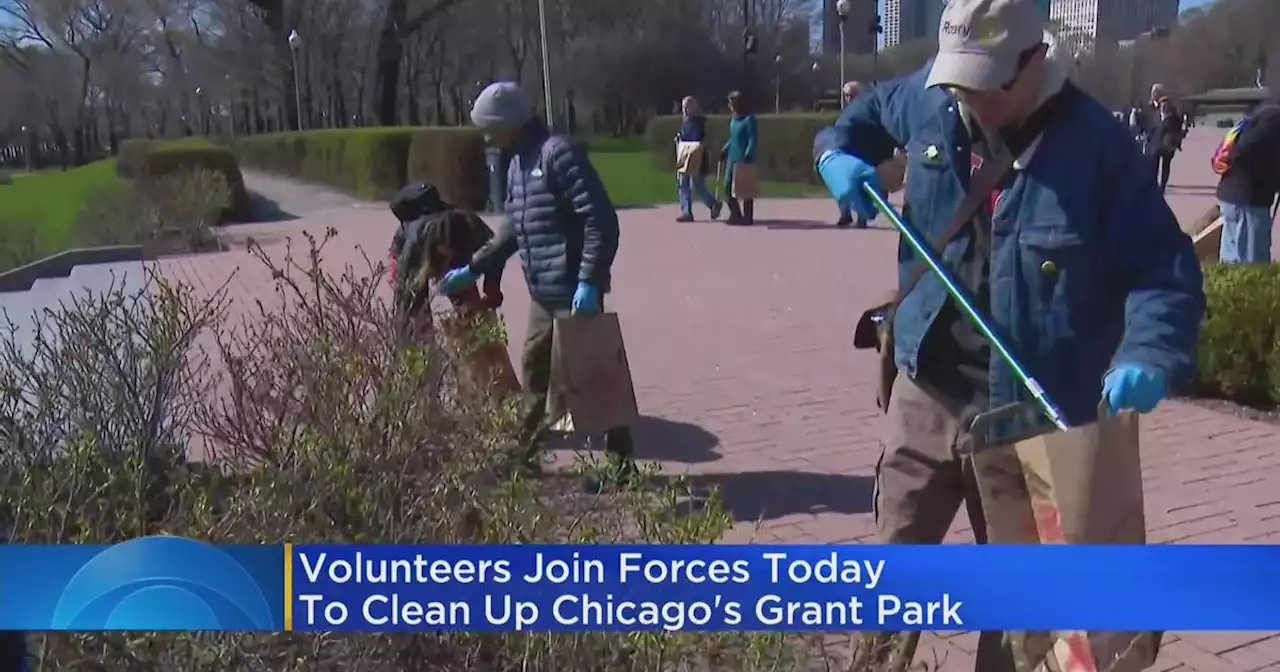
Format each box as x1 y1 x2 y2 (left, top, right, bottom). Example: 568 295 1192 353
439 81 637 494
812 1 1204 668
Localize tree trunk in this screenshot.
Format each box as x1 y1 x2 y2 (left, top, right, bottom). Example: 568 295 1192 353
374 0 408 126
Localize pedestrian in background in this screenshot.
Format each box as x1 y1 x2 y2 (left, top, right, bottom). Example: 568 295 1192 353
836 81 869 229
1215 93 1280 264
721 91 759 226
674 96 723 222
1153 97 1185 194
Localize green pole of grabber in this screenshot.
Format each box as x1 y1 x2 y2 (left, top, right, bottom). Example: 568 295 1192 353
861 184 1070 431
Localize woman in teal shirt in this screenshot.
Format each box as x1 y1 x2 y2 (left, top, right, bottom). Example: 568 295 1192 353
720 91 759 226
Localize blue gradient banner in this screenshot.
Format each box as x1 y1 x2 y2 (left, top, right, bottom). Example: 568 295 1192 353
286 544 1280 632
2 539 1280 631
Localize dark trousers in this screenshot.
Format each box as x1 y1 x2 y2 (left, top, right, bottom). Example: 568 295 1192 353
520 300 634 459
1154 152 1174 193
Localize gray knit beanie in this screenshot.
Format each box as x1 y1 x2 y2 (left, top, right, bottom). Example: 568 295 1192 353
470 82 534 132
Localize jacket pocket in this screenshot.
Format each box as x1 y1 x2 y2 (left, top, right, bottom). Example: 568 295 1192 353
1017 227 1090 338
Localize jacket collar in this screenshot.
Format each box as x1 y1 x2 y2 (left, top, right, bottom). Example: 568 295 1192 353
955 58 1068 170
509 118 550 156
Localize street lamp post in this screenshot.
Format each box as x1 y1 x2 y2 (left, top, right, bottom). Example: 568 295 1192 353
225 75 237 139
836 0 849 95
536 0 553 128
811 62 820 109
774 54 783 113
288 29 304 131
195 87 205 135
871 12 882 85
20 125 29 172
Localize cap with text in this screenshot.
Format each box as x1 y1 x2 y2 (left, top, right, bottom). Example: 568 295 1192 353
926 0 1046 91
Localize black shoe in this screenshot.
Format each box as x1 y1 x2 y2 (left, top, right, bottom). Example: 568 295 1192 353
676 213 694 222
709 201 723 220
836 217 852 228
582 457 640 494
853 217 868 229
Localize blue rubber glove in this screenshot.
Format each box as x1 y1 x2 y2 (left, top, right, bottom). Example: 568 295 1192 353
1102 365 1167 415
571 282 600 315
439 266 476 296
818 150 881 221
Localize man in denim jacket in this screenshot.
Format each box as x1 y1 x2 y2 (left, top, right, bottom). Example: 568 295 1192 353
813 1 1203 666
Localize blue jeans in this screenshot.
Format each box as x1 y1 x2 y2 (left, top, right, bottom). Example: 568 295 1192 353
678 172 718 216
1219 201 1274 264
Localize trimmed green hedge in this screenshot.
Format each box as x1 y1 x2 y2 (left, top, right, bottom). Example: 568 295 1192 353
230 128 487 209
115 138 251 221
1194 263 1280 407
644 114 837 184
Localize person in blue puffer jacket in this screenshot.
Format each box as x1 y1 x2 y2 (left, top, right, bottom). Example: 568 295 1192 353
813 2 1203 666
439 82 636 494
674 96 723 222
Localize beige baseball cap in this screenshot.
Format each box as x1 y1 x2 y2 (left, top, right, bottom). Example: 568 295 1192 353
926 0 1046 91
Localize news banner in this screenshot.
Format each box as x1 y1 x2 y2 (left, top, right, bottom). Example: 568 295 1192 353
1 537 1278 631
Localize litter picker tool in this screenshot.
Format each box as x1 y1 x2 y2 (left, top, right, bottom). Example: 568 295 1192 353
861 184 1070 432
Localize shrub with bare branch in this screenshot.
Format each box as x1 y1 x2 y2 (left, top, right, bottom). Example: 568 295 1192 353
0 224 812 669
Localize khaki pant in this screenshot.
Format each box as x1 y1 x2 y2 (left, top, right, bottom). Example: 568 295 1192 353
855 374 1024 672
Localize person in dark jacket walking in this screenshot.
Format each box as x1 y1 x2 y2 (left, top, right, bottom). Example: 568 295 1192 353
1151 97 1184 193
1215 96 1280 263
674 96 723 222
1133 83 1183 188
440 81 637 492
721 91 760 226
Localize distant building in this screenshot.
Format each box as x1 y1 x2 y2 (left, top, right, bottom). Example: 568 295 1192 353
883 0 944 50
824 0 877 56
1182 87 1273 128
1051 0 1178 51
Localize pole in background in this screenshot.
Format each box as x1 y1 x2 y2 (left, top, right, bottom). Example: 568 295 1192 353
871 12 882 84
288 29 304 131
195 87 205 135
536 0 554 128
742 0 756 107
774 54 782 113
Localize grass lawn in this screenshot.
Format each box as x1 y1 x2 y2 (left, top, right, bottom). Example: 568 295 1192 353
585 136 822 208
0 159 121 268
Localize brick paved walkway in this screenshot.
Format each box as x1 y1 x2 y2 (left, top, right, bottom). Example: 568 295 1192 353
160 128 1280 671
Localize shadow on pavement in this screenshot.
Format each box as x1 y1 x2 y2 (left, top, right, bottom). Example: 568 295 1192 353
1167 184 1216 195
762 219 884 231
231 191 299 224
631 415 722 464
657 470 875 523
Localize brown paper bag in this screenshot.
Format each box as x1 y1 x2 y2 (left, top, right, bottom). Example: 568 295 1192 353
731 163 761 200
675 141 704 175
970 405 1160 672
551 313 640 436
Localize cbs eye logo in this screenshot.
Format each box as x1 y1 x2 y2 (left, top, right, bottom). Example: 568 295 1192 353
51 536 275 630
